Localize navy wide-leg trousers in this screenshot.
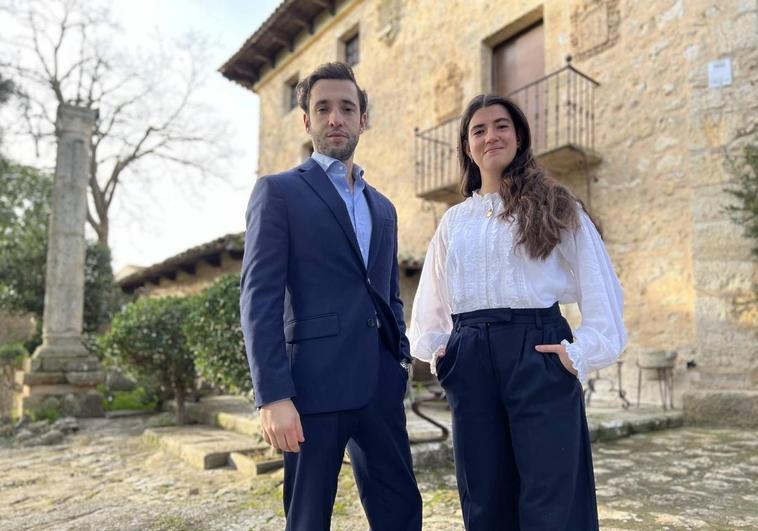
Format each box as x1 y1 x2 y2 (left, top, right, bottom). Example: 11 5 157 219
437 304 599 531
282 342 422 531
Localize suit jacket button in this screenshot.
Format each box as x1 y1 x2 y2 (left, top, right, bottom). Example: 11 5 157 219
366 278 372 285
367 317 376 328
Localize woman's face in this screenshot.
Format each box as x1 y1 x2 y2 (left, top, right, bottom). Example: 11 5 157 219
466 104 519 176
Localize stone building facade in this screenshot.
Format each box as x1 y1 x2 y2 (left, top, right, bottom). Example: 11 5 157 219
215 0 756 418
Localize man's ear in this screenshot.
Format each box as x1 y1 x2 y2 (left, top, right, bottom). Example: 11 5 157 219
359 112 368 134
465 141 471 159
303 112 311 133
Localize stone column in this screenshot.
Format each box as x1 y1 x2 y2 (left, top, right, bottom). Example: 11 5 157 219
15 104 104 418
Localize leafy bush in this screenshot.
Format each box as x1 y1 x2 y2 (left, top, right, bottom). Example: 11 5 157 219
84 243 129 334
97 297 196 423
0 342 27 368
99 385 159 412
185 274 251 396
28 405 60 423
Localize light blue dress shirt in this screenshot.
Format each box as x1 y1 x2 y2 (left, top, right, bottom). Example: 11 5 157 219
311 151 373 267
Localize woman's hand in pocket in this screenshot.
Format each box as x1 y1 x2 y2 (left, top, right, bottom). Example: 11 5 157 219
535 344 577 376
430 346 446 376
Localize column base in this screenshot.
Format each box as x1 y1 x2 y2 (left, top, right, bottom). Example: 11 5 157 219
15 338 105 419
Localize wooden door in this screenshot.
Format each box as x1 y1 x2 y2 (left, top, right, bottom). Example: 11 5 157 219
493 22 546 151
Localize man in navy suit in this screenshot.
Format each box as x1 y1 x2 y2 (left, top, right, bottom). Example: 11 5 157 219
240 62 422 530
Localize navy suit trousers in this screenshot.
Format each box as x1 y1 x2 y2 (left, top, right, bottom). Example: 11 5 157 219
282 341 422 531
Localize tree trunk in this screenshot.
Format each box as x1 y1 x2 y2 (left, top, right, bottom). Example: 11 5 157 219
173 381 186 425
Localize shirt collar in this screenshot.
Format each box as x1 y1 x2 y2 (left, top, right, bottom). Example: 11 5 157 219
472 189 501 203
311 151 365 182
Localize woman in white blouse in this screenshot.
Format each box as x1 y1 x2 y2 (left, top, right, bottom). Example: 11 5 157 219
409 94 626 530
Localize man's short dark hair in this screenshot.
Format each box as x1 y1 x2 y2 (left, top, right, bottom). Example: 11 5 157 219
296 62 368 115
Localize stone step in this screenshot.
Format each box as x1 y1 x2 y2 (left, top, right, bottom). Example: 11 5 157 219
229 450 284 476
143 425 270 471
168 396 261 438
164 396 684 471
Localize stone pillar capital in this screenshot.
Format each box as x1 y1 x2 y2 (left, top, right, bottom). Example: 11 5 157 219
55 104 98 139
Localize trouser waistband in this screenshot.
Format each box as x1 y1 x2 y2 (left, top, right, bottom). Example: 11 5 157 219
451 302 562 330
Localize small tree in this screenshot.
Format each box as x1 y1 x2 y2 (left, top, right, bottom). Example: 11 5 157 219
724 144 758 257
97 297 196 423
185 274 251 397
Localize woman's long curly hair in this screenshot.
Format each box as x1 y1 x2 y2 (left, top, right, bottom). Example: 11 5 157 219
458 94 599 260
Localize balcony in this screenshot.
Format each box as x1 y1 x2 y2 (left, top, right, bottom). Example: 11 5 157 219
415 59 601 203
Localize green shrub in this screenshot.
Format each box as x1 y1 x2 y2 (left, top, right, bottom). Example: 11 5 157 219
100 386 159 412
97 297 196 423
28 405 60 423
185 274 252 396
0 342 27 368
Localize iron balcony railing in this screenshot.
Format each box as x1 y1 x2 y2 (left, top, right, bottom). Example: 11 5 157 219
415 58 599 201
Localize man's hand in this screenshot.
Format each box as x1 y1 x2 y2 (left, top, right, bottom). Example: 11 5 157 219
260 399 304 453
535 344 578 376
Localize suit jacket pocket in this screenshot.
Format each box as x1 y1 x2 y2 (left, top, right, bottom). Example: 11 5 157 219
284 313 340 343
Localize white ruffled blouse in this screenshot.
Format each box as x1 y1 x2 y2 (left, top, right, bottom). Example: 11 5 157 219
408 191 627 384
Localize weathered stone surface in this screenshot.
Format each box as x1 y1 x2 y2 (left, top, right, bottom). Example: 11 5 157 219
65 370 105 386
19 371 67 386
15 104 104 420
40 355 101 373
38 105 96 343
38 429 64 445
106 368 137 392
143 425 260 470
229 449 283 476
27 420 50 434
14 429 33 443
51 417 79 433
77 391 106 418
168 395 262 438
1 417 757 529
683 390 758 429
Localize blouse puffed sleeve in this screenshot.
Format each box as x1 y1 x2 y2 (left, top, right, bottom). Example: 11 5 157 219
558 210 627 383
408 211 453 363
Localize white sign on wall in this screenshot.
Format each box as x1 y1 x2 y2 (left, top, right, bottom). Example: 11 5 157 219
708 58 733 88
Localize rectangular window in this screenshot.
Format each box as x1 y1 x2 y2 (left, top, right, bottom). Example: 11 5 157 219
344 33 359 67
285 76 299 112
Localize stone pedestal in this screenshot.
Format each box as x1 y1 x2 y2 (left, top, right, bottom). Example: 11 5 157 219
15 104 104 419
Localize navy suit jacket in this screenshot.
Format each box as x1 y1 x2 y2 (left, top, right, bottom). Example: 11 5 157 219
240 158 411 415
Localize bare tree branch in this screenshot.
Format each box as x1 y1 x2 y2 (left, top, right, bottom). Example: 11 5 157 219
2 0 232 249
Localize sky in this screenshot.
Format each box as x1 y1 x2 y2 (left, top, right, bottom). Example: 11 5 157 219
1 0 282 272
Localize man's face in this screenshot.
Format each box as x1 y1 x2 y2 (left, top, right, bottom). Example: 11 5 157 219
304 78 367 161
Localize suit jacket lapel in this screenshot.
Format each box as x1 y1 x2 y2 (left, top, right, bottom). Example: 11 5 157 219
297 158 366 271
363 184 385 274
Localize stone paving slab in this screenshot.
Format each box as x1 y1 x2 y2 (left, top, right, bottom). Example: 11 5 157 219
143 426 262 470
